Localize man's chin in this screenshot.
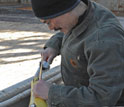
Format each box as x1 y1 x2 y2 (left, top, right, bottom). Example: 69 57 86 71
60 29 69 35
60 29 67 35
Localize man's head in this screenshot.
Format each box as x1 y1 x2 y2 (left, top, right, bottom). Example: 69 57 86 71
31 0 87 34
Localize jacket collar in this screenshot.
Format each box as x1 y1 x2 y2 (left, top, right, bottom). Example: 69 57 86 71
71 0 94 36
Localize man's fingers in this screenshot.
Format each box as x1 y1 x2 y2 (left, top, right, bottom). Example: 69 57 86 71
32 80 49 100
33 85 38 97
41 47 58 64
47 55 55 64
41 53 48 61
33 82 41 97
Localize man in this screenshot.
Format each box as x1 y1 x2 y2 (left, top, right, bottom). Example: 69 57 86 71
31 0 124 106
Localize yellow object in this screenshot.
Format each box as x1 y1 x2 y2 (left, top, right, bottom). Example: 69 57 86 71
29 62 48 107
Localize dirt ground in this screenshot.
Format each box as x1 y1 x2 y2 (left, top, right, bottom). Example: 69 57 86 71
0 4 61 90
0 4 124 91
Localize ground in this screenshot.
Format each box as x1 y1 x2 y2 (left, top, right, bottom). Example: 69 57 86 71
0 3 124 91
0 4 61 90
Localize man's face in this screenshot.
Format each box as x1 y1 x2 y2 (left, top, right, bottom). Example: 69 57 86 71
40 19 62 31
40 12 77 34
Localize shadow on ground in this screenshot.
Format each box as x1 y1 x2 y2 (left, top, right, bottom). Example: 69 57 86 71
0 3 55 65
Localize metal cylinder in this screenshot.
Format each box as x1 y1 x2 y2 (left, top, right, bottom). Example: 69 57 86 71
0 66 60 103
0 73 61 107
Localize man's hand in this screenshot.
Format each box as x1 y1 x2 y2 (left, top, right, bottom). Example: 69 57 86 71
41 47 59 64
33 80 51 100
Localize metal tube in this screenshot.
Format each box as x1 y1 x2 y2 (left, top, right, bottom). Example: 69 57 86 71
0 66 60 102
0 73 61 107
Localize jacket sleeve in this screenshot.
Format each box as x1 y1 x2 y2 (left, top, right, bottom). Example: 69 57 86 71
48 26 124 107
44 32 64 53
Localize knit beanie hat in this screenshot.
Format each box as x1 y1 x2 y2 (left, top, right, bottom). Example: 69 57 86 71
31 0 80 19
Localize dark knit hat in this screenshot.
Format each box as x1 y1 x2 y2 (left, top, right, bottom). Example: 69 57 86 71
31 0 80 19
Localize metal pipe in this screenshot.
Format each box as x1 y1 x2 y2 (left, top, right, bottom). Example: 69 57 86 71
0 73 61 107
0 66 60 102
